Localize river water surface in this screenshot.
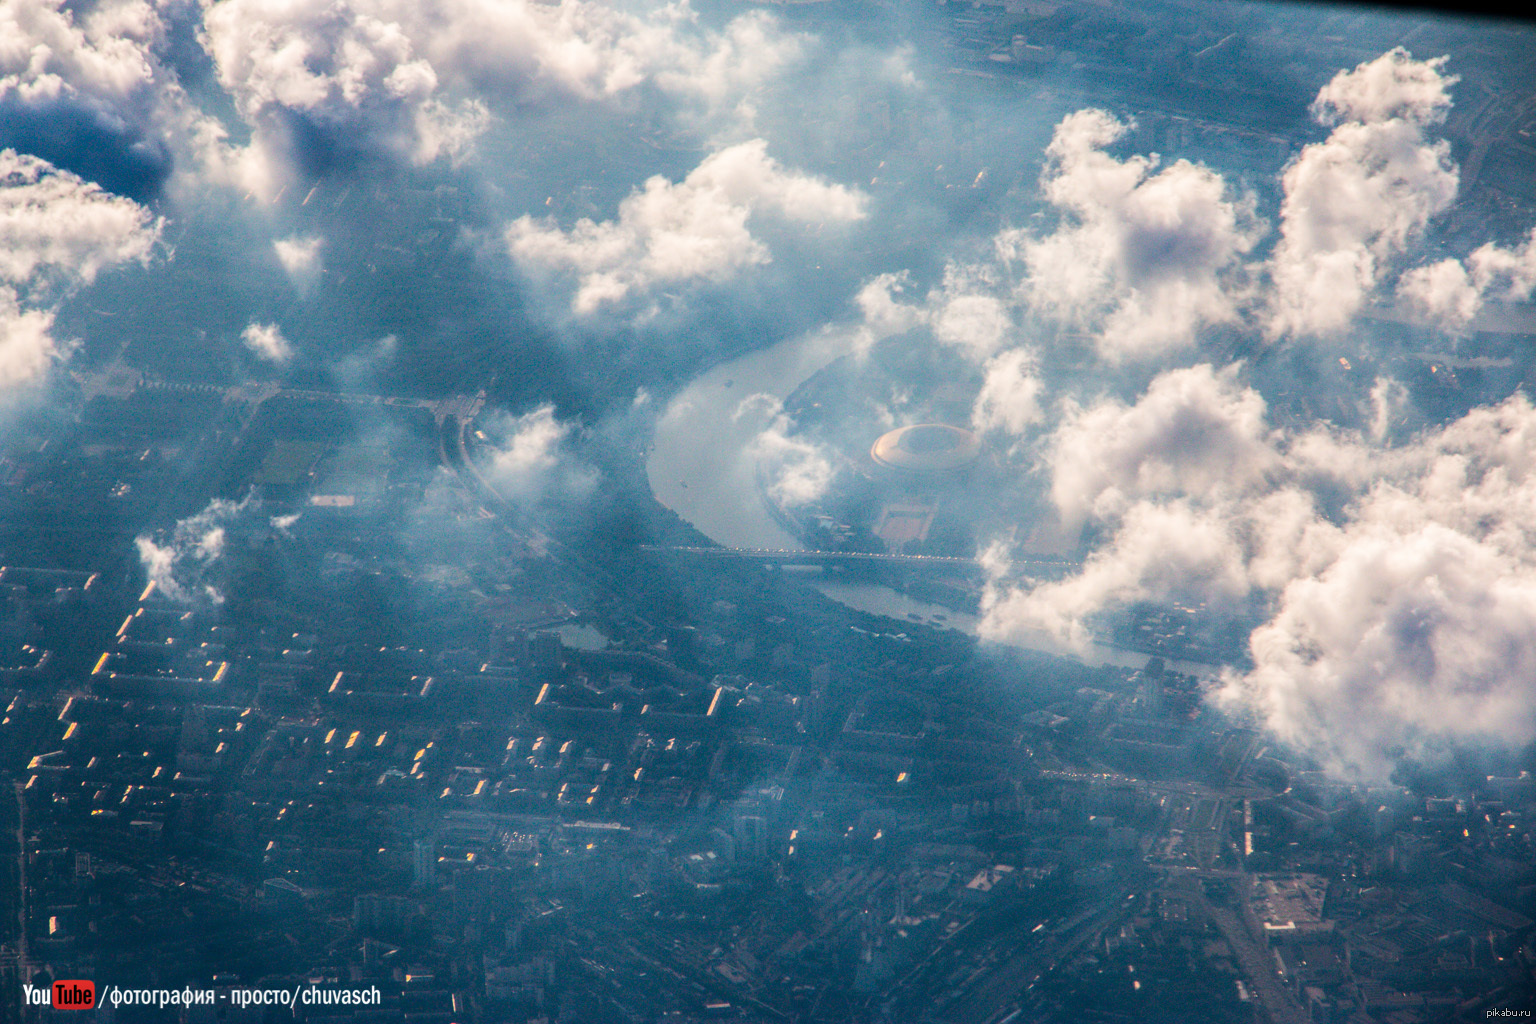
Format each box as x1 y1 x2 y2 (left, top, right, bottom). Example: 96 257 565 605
646 328 1223 677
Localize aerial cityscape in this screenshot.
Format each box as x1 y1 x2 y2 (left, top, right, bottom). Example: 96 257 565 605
0 0 1534 1020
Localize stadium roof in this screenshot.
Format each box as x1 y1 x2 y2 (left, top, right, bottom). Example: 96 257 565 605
870 424 982 474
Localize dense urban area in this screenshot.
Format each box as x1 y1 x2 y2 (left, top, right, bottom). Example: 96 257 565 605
1 0 1534 1022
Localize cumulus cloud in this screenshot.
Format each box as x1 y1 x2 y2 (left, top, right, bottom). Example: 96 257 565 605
195 0 802 196
1045 364 1277 524
1396 227 1536 331
755 429 834 509
478 403 598 504
0 148 161 291
851 272 925 349
933 293 1011 358
1 0 159 104
1469 226 1536 302
1214 398 1536 775
979 365 1338 650
971 347 1043 438
240 321 294 365
1367 376 1408 444
979 350 1536 777
135 497 249 604
4 0 808 200
1311 46 1454 126
368 0 799 104
1267 48 1459 338
981 490 1343 654
0 290 57 391
929 264 1014 361
507 139 866 313
983 502 1250 649
739 393 835 510
0 148 160 390
273 234 323 290
845 49 1501 365
198 0 486 185
1222 521 1536 779
1396 258 1479 330
848 263 1023 363
0 0 182 199
999 109 1261 361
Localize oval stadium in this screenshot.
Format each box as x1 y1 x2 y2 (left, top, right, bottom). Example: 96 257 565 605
869 423 983 478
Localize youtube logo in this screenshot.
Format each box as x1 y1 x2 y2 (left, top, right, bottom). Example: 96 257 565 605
51 981 95 1010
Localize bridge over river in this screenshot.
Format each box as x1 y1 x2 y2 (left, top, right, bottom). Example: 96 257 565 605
641 546 1079 579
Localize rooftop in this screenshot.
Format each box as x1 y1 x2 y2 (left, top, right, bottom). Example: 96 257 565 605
870 424 982 475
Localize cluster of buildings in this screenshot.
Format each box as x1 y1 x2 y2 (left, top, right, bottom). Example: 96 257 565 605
0 66 1530 1012
2 495 1529 1024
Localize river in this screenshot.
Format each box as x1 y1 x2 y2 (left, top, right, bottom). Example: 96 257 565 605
645 327 1225 678
647 326 846 550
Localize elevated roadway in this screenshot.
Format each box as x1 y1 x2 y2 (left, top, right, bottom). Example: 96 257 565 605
641 545 1078 578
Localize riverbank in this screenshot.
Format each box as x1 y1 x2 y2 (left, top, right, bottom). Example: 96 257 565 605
644 327 1230 679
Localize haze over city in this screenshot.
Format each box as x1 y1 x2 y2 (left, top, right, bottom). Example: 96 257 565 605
0 0 1533 1020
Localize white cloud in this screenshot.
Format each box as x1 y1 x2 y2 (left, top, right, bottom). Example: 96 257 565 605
200 0 436 119
273 234 323 288
240 321 294 365
1267 49 1459 338
0 289 59 391
982 500 1250 649
1239 487 1345 592
0 0 239 200
388 0 800 104
0 0 160 104
1470 226 1536 302
847 263 1020 363
1310 46 1454 127
4 0 807 200
932 290 1011 361
135 497 249 604
1000 109 1261 361
195 0 803 196
1045 364 1277 524
1396 227 1536 331
854 272 924 338
0 149 160 391
971 347 1043 438
0 148 160 290
1367 376 1408 444
408 95 491 165
0 0 172 119
507 139 866 313
978 365 1339 650
1396 258 1478 330
1231 529 1536 776
740 393 834 509
196 0 485 193
479 403 598 503
1219 492 1536 779
980 351 1536 777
